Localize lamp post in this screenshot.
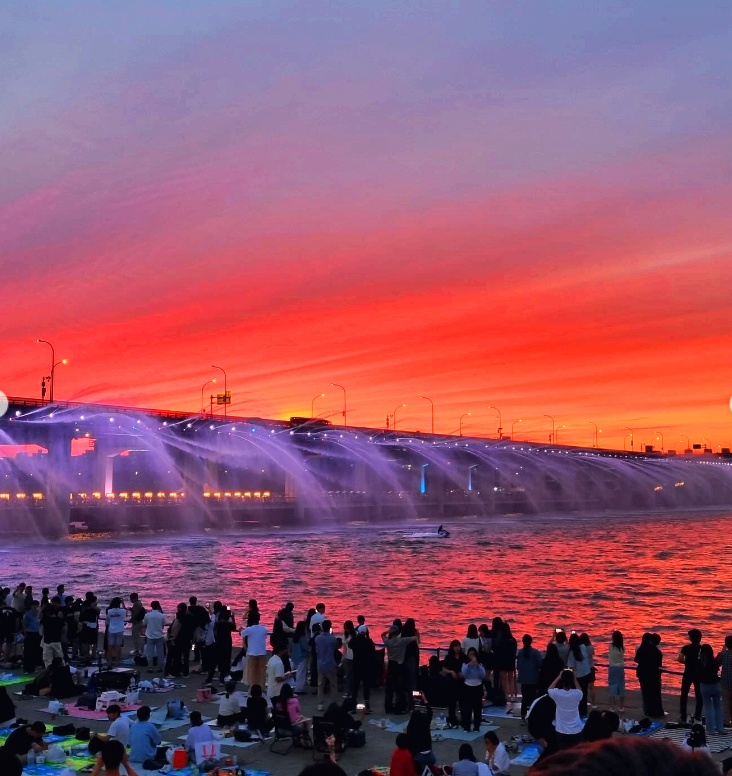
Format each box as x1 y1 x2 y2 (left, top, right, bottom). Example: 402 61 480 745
311 393 325 418
703 437 711 451
392 404 406 429
655 431 664 453
48 359 68 401
587 420 601 448
487 405 502 439
624 434 632 451
543 414 555 445
459 412 471 437
554 423 566 444
331 383 347 426
211 365 227 417
623 426 634 451
201 379 217 415
420 396 434 434
511 419 522 438
37 339 55 401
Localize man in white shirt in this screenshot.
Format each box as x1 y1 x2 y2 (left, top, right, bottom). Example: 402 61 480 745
93 705 133 747
143 601 166 672
266 644 293 699
185 710 214 759
309 603 326 635
106 598 127 663
241 614 268 689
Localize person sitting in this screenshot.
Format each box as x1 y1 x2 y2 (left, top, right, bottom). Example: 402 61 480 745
582 709 620 742
186 710 214 759
451 742 480 776
275 683 310 736
406 703 435 769
390 732 418 776
246 684 272 736
484 731 510 775
92 704 133 747
3 721 48 764
24 656 62 696
526 692 558 759
528 736 719 775
128 705 161 763
90 739 139 776
217 680 244 727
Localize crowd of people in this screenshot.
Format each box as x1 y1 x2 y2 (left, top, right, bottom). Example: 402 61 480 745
2 579 732 774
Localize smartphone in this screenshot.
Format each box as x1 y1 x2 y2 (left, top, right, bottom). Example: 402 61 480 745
412 691 421 699
555 628 563 634
356 703 365 711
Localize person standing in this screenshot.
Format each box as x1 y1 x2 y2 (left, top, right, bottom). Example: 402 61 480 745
205 607 235 689
461 647 486 732
315 619 338 711
291 621 311 694
165 602 195 678
679 629 704 723
106 597 126 664
382 624 419 715
129 594 145 656
567 633 591 717
142 601 166 672
350 626 375 712
699 644 724 735
719 635 732 728
40 597 65 666
548 669 584 750
79 594 100 661
442 639 468 728
241 613 268 690
341 620 356 699
635 633 664 718
516 634 542 722
607 631 626 712
267 643 294 699
22 600 42 673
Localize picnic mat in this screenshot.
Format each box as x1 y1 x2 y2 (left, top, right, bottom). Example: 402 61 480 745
157 715 209 731
0 674 34 687
39 703 143 720
481 703 521 720
649 726 732 753
631 721 664 737
177 733 261 748
511 742 544 767
437 723 498 742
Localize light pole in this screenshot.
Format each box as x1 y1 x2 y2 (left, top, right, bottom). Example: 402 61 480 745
211 365 227 417
554 423 566 444
392 404 406 429
48 359 68 400
487 405 502 439
703 437 711 451
201 379 217 414
511 419 522 438
587 420 601 448
623 426 634 451
624 434 632 451
37 339 55 401
655 431 664 453
459 412 471 436
543 414 555 445
420 396 434 434
331 383 347 426
311 393 325 418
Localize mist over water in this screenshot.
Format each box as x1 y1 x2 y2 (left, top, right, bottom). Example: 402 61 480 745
2 511 731 687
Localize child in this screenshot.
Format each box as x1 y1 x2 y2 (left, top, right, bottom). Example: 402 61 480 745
390 732 417 776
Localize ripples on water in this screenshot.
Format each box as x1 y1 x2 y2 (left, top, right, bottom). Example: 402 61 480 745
1 512 730 677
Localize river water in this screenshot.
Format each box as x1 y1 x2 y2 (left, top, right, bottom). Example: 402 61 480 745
2 511 730 686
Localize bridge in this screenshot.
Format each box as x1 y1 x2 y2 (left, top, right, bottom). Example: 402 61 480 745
1 396 731 536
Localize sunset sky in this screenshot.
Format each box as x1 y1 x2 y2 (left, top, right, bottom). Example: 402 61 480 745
2 1 731 450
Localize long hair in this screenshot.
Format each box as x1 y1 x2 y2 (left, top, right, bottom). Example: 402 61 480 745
294 620 307 641
687 723 707 750
458 743 476 762
467 623 478 639
699 644 714 667
611 631 624 652
569 632 583 662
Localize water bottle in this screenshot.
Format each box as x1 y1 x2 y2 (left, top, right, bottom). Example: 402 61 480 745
27 750 36 765
36 752 45 765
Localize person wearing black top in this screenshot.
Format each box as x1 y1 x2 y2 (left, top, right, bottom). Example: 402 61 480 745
4 721 47 762
40 599 66 667
205 608 236 686
441 640 467 727
165 602 196 677
0 686 16 725
402 618 420 710
699 643 724 735
634 633 664 718
678 628 704 722
406 703 435 768
350 628 375 709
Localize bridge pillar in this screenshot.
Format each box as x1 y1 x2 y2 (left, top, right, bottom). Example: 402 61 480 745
45 425 74 534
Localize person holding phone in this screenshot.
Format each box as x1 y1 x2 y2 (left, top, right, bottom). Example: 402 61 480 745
548 669 584 750
266 642 295 699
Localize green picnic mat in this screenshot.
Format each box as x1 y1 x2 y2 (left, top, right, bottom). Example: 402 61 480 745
0 673 34 686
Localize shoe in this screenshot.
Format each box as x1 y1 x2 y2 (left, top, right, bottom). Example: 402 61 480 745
473 726 480 732
317 703 324 712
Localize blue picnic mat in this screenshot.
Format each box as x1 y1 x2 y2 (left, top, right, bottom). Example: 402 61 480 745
438 723 498 741
511 742 544 767
634 720 664 736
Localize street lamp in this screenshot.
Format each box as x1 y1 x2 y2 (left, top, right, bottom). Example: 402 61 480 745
331 383 347 426
47 359 68 401
37 339 56 401
655 431 664 453
459 412 471 436
392 404 406 429
201 379 216 414
311 393 325 418
511 419 522 438
211 365 227 417
554 423 566 444
543 414 555 445
420 396 434 434
703 437 711 451
623 426 634 451
487 405 502 439
678 434 690 452
587 420 601 448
